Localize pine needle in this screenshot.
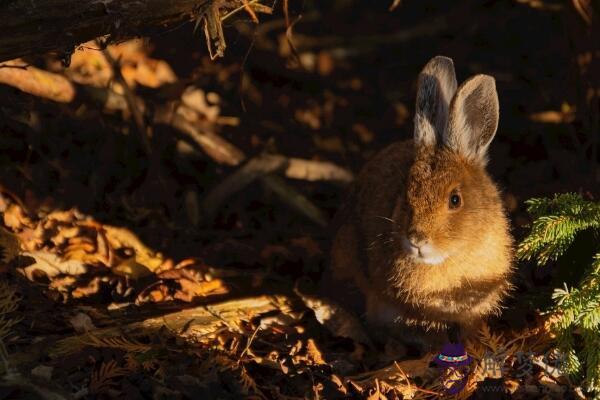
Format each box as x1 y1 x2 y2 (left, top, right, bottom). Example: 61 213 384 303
79 333 153 353
519 193 600 393
89 359 128 395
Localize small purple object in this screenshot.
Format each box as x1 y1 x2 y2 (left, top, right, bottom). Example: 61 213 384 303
433 342 473 395
433 342 472 367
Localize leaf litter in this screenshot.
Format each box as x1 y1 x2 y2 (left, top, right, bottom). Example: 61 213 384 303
0 199 573 398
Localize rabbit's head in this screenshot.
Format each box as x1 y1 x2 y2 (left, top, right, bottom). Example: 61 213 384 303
388 57 512 307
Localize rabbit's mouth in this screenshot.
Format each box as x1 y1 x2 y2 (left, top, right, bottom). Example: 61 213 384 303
414 254 447 265
401 236 448 265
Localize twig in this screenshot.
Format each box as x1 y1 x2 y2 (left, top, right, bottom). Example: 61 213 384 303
206 0 271 59
283 0 290 27
260 174 328 227
0 60 75 103
242 0 259 23
202 154 287 218
284 157 353 185
238 326 261 363
165 112 246 166
99 42 153 156
298 13 448 50
283 3 304 70
221 0 261 22
255 11 455 61
571 0 593 25
204 3 227 60
201 153 352 223
389 0 402 11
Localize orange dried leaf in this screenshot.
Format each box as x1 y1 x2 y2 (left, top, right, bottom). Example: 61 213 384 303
4 204 33 230
20 251 87 280
72 277 102 298
148 287 168 303
306 339 326 365
46 209 77 223
529 104 575 124
112 259 153 279
104 225 164 273
175 278 228 302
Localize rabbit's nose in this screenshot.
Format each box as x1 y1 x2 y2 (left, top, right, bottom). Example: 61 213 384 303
407 229 427 247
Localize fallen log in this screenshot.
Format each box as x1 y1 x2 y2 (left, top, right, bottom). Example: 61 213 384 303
0 0 270 63
50 295 288 357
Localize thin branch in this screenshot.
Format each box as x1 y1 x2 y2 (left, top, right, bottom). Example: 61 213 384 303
0 60 75 103
201 153 351 225
99 42 153 157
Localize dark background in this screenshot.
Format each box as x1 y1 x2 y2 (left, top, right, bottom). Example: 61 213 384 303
0 0 597 287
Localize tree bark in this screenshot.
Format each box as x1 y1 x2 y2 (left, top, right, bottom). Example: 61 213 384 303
0 0 228 63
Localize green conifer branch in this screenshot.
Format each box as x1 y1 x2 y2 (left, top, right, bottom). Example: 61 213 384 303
518 193 600 394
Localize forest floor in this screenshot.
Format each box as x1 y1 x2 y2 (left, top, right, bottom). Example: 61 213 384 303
0 1 597 399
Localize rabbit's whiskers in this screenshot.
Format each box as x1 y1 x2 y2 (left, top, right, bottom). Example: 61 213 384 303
366 230 401 251
374 215 396 223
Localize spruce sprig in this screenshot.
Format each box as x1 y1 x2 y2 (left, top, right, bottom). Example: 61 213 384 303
518 193 600 394
517 193 600 265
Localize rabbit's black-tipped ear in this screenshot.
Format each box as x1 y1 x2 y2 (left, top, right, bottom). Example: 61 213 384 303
414 56 457 147
445 74 499 164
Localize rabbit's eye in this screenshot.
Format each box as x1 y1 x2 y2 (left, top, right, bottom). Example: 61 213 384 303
449 193 462 209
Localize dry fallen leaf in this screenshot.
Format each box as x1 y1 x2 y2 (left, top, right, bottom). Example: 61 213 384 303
330 374 348 395
306 338 326 365
72 276 103 299
352 123 375 143
366 379 387 400
104 225 164 273
136 263 227 304
3 204 33 230
20 251 88 280
181 87 221 122
122 59 177 88
529 103 575 124
174 279 228 302
48 275 77 292
69 312 97 333
146 285 169 303
112 258 153 279
0 60 76 103
31 365 54 381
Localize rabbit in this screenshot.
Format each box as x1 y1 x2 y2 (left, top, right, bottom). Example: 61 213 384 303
311 56 514 352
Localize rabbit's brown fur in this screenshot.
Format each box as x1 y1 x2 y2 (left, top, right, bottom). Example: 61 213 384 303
327 56 513 345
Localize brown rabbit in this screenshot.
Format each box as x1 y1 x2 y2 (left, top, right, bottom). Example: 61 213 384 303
314 56 513 350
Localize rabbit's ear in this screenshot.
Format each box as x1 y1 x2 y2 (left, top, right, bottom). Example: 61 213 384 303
414 56 457 147
445 75 499 164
